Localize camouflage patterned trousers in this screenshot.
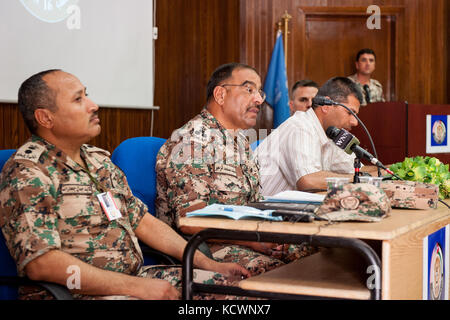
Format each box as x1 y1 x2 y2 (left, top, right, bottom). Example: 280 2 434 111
210 243 318 276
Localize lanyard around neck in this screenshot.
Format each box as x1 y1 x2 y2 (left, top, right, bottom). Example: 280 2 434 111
80 156 107 193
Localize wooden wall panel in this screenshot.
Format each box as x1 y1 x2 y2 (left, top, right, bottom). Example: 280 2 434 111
300 8 399 100
153 0 240 140
0 102 153 153
1 0 448 153
240 0 448 107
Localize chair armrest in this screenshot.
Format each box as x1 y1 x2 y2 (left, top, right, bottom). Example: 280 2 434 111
0 276 73 300
139 243 180 265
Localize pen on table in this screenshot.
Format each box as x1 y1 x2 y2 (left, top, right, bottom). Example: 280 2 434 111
218 206 272 215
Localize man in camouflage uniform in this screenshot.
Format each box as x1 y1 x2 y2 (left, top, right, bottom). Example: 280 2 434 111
0 69 249 300
156 63 315 276
347 48 385 106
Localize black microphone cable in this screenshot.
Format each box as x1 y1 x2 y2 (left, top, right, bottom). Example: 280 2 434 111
313 95 381 177
315 97 449 210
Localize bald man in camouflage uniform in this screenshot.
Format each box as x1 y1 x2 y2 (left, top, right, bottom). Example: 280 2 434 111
0 69 249 300
156 63 316 276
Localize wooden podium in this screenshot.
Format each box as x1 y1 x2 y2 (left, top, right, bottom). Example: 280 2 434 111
350 102 450 165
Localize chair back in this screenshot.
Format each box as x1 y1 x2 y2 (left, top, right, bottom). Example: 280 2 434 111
0 149 15 171
250 140 261 151
0 149 18 299
111 137 166 215
111 138 169 265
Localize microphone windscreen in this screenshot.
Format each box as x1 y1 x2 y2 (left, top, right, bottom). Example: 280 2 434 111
325 126 340 139
327 127 360 155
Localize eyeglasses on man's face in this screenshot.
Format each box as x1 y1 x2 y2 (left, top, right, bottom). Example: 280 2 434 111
220 82 266 101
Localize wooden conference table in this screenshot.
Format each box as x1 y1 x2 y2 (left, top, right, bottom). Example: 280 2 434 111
180 200 450 300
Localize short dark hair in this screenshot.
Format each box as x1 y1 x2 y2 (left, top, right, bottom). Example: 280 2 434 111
18 69 61 134
356 48 376 61
206 63 259 103
291 79 319 94
313 77 363 108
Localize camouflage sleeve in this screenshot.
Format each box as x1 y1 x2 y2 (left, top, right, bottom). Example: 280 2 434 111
165 160 212 226
162 137 215 226
109 163 148 231
0 162 61 276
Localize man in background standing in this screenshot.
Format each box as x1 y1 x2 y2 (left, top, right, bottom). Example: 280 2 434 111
347 48 385 106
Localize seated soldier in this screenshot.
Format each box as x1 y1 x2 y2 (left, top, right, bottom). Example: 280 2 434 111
0 69 249 300
156 63 316 275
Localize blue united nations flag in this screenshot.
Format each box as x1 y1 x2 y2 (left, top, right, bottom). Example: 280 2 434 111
263 30 290 128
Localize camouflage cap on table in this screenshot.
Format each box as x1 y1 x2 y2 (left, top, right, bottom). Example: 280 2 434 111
380 180 439 210
315 183 391 222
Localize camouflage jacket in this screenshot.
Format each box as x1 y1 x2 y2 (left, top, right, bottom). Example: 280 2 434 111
155 109 261 229
347 74 385 106
0 136 146 292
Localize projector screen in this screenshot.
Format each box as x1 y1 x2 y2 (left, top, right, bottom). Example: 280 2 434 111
0 0 156 109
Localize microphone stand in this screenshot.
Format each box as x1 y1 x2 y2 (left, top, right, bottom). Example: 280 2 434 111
353 158 361 183
318 98 450 210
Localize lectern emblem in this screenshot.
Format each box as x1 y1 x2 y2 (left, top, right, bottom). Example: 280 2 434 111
429 243 444 300
432 120 446 145
20 0 79 23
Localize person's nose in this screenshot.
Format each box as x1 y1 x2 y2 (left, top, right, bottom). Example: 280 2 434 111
350 114 358 127
87 97 99 113
253 92 264 105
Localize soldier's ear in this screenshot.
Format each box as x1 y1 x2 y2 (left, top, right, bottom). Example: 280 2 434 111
213 86 226 105
34 108 54 129
289 100 294 114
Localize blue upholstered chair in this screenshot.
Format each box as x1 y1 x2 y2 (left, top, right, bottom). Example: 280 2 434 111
0 149 72 300
250 140 261 151
111 137 178 265
0 149 17 299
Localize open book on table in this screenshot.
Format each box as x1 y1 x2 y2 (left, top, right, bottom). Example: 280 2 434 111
186 204 282 221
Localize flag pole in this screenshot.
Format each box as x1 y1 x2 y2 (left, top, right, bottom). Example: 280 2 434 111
279 11 291 68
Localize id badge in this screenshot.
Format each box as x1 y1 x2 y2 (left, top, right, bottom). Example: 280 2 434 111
97 191 122 221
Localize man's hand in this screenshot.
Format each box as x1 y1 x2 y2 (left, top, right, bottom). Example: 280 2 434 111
208 261 251 279
133 278 180 300
247 242 279 256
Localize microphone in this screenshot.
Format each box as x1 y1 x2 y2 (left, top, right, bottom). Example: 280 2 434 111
326 126 384 168
313 95 381 177
312 95 337 106
363 85 371 103
325 126 360 155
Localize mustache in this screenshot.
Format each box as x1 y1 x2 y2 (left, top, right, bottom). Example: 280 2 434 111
90 112 99 121
246 103 262 112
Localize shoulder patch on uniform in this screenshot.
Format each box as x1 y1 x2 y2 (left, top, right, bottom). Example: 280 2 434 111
214 163 238 177
83 145 110 157
14 142 46 163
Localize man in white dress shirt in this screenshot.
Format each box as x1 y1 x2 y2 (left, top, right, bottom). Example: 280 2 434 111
254 77 378 196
